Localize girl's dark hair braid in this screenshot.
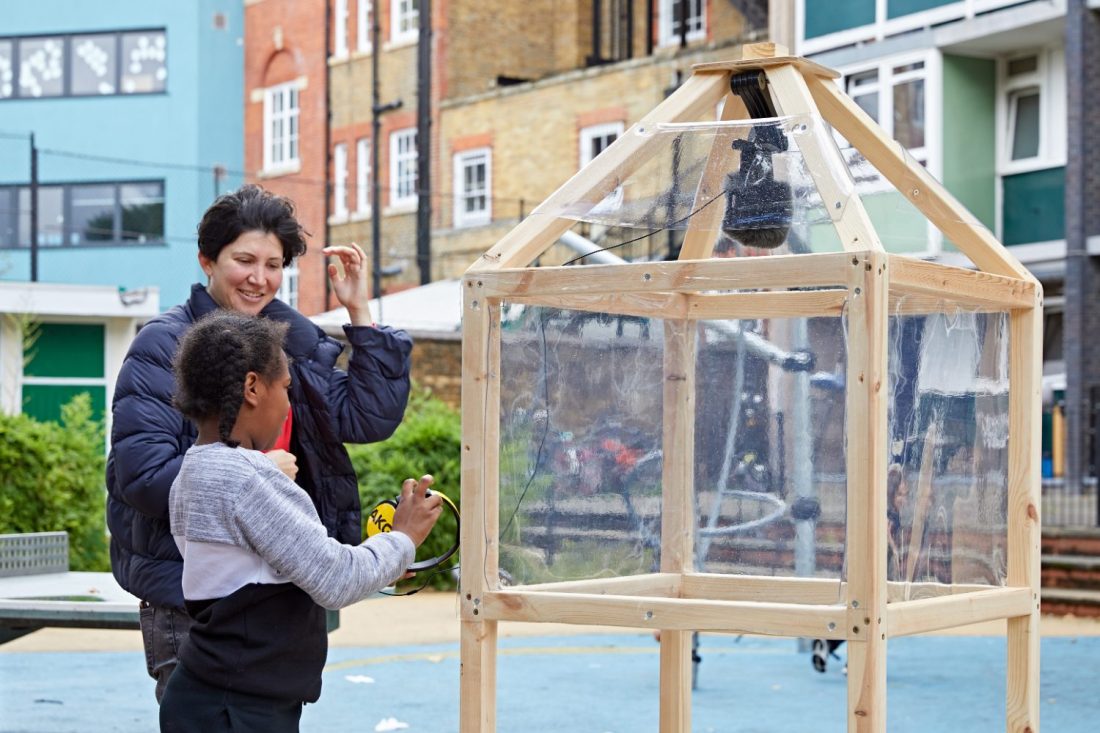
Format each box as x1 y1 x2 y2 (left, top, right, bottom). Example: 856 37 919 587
173 311 290 447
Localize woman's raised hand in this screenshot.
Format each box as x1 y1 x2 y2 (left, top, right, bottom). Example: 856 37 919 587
322 241 372 326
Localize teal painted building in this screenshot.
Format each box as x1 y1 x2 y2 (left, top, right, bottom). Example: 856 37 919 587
0 1 244 423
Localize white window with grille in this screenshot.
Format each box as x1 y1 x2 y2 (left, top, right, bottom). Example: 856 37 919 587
334 0 348 58
389 128 418 209
277 264 299 310
263 81 300 173
358 0 373 53
333 143 348 218
356 137 371 214
391 0 419 46
579 122 624 212
454 148 491 228
658 0 705 47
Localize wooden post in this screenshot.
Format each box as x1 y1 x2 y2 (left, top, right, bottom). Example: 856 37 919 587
659 317 696 733
460 281 501 733
843 251 889 732
1006 298 1042 732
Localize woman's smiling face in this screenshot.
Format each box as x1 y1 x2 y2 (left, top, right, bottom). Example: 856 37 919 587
199 230 285 316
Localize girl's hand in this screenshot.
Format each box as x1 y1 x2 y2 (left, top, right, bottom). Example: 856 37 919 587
322 242 372 326
391 475 443 547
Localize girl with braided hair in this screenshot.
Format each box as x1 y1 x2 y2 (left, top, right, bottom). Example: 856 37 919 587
160 311 440 732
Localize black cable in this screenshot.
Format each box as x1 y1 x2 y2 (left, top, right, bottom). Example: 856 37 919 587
498 309 552 542
560 189 724 266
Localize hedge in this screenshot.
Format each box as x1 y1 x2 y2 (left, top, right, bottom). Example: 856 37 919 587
0 393 108 571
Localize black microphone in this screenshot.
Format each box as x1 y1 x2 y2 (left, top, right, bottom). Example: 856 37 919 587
719 70 793 251
721 123 792 250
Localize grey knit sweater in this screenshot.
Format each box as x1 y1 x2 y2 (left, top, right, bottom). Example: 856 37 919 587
169 441 414 609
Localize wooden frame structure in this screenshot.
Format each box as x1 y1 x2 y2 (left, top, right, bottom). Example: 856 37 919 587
459 43 1042 733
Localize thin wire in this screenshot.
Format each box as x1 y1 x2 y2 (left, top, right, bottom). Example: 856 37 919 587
560 189 724 266
499 308 552 542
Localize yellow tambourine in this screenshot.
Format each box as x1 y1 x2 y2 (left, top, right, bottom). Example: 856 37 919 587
365 489 460 572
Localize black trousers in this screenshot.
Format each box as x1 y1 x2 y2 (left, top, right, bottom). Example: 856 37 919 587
160 662 303 733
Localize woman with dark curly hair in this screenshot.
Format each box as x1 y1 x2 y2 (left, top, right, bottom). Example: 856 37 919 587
159 312 439 732
106 184 414 702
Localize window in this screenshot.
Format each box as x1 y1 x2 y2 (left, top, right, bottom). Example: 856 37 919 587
453 148 491 228
356 137 371 213
19 36 64 97
0 41 13 98
358 0 373 52
659 0 705 47
391 0 419 46
999 52 1053 167
579 122 624 211
334 0 348 58
264 81 300 171
70 34 117 95
842 58 927 163
389 128 418 208
277 264 299 310
0 29 166 100
0 180 164 248
333 143 348 218
119 31 167 93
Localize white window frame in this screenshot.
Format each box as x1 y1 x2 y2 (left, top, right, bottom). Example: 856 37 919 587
357 0 373 53
389 127 418 210
796 0 1028 56
332 143 348 219
277 264 299 310
579 121 625 212
657 0 706 48
356 137 371 215
836 50 943 254
453 147 491 228
390 0 419 47
262 81 300 174
996 47 1066 176
333 0 348 58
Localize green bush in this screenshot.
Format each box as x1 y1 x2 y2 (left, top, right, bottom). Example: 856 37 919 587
347 386 461 589
0 393 108 571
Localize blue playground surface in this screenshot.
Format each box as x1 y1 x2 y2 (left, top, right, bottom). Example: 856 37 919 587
2 633 1098 732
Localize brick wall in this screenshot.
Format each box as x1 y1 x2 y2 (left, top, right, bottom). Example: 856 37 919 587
244 0 330 315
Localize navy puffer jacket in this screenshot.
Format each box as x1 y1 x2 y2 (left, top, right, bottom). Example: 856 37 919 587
106 284 412 609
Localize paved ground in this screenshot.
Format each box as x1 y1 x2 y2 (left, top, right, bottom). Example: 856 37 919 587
3 592 1100 732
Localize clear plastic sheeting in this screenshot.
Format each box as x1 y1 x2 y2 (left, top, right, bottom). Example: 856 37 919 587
496 303 849 593
529 116 855 255
884 303 1010 600
693 316 848 592
498 305 666 585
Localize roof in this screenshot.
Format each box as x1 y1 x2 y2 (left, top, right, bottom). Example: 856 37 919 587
310 278 463 340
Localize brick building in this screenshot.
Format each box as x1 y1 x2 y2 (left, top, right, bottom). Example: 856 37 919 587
243 0 330 315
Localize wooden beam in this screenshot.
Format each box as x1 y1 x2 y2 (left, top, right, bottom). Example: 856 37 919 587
886 587 1033 638
471 72 730 272
475 252 853 298
1006 302 1042 733
478 590 847 637
679 93 748 260
659 319 696 733
687 290 846 319
512 573 682 597
502 289 846 321
889 255 1036 310
843 251 889 733
693 56 840 80
806 75 1034 281
767 63 884 254
681 573 845 604
460 280 501 733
